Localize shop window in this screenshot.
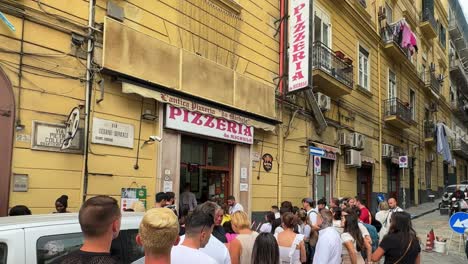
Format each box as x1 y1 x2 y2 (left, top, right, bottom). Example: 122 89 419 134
37 233 84 264
0 243 6 264
207 141 229 167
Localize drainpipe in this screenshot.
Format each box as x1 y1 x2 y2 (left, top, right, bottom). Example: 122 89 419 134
81 0 95 203
277 0 287 205
378 43 383 193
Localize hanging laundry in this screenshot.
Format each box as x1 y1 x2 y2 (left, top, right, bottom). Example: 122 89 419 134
436 123 453 163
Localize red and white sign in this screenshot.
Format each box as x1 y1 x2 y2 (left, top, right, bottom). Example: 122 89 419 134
165 105 254 144
288 0 311 93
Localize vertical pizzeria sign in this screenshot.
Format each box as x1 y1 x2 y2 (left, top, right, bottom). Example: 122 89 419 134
288 0 312 93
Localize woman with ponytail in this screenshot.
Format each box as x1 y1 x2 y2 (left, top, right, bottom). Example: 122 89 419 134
275 212 306 264
341 211 365 264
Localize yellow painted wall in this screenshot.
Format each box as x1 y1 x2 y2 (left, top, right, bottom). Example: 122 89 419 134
3 0 458 215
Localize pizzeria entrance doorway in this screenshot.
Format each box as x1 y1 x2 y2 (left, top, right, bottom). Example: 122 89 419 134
179 135 233 206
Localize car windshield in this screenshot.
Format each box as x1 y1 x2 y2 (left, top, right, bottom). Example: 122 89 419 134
445 186 456 193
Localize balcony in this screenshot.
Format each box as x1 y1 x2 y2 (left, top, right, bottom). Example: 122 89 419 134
380 23 416 73
424 120 436 143
312 42 354 98
452 100 468 122
451 137 468 159
384 98 413 129
450 57 468 88
425 71 441 97
420 8 437 40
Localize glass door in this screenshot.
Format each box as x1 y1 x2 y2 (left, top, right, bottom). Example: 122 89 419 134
180 136 232 205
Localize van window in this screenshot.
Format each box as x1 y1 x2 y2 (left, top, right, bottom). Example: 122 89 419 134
0 243 7 264
36 233 83 264
110 229 144 263
121 229 144 262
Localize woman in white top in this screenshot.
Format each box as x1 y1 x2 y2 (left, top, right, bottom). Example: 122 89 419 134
341 212 365 264
259 211 276 233
275 212 306 264
298 209 311 241
375 201 390 242
331 207 344 234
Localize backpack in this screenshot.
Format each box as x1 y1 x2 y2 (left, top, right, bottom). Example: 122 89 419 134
307 210 319 246
363 223 379 252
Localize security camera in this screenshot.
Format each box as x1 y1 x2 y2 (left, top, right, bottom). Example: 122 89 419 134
142 136 162 148
149 136 162 142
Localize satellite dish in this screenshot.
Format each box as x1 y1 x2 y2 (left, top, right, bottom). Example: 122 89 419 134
61 107 80 150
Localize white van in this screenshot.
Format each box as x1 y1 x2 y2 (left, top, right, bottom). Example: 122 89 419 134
0 213 144 264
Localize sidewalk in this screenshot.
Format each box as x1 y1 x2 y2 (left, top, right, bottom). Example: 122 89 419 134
406 198 441 219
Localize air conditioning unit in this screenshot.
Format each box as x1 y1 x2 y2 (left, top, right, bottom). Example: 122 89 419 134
345 149 362 167
382 144 394 157
316 92 331 111
339 132 351 147
350 132 365 150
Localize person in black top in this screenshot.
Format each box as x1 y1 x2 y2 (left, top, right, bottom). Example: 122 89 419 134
55 195 70 213
212 205 228 243
371 211 421 264
52 195 122 264
8 205 31 216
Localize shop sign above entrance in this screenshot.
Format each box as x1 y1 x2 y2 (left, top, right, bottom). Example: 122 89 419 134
165 105 254 144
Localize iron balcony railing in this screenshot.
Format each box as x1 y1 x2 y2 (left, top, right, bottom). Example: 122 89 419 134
421 8 437 31
380 23 411 58
451 137 468 157
312 41 354 89
384 98 412 123
424 120 436 139
426 71 441 94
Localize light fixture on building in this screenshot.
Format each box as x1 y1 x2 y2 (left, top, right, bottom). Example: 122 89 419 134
15 120 25 131
141 110 158 121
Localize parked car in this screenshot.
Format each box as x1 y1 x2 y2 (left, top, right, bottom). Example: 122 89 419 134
443 184 468 197
0 212 144 264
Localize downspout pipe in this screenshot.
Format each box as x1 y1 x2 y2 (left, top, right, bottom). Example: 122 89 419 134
277 0 287 205
81 0 95 202
378 43 383 193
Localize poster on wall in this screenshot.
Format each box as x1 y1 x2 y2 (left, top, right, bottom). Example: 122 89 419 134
121 188 147 211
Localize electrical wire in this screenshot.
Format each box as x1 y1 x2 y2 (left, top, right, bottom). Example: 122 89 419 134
0 59 84 80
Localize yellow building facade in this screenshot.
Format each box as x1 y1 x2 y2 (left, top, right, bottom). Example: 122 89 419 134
0 0 464 218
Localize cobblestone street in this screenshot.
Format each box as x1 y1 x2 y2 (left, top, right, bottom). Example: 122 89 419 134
411 208 467 263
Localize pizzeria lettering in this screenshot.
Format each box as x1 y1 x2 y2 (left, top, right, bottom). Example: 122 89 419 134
165 105 254 144
288 0 310 92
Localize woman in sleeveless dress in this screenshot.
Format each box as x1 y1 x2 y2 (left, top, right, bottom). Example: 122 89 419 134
275 212 306 264
229 211 259 264
341 212 365 264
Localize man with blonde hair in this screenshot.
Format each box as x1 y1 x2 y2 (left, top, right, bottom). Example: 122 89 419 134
133 208 180 264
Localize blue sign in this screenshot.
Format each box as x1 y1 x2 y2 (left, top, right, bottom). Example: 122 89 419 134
449 212 468 234
309 146 325 157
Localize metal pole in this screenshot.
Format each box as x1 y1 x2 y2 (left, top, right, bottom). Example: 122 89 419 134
403 167 406 209
81 0 95 202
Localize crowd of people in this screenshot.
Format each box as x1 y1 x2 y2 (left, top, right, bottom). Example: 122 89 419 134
11 191 421 264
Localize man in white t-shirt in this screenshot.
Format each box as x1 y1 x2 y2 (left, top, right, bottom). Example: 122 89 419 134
227 196 244 214
171 210 217 264
313 209 342 264
180 202 231 264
